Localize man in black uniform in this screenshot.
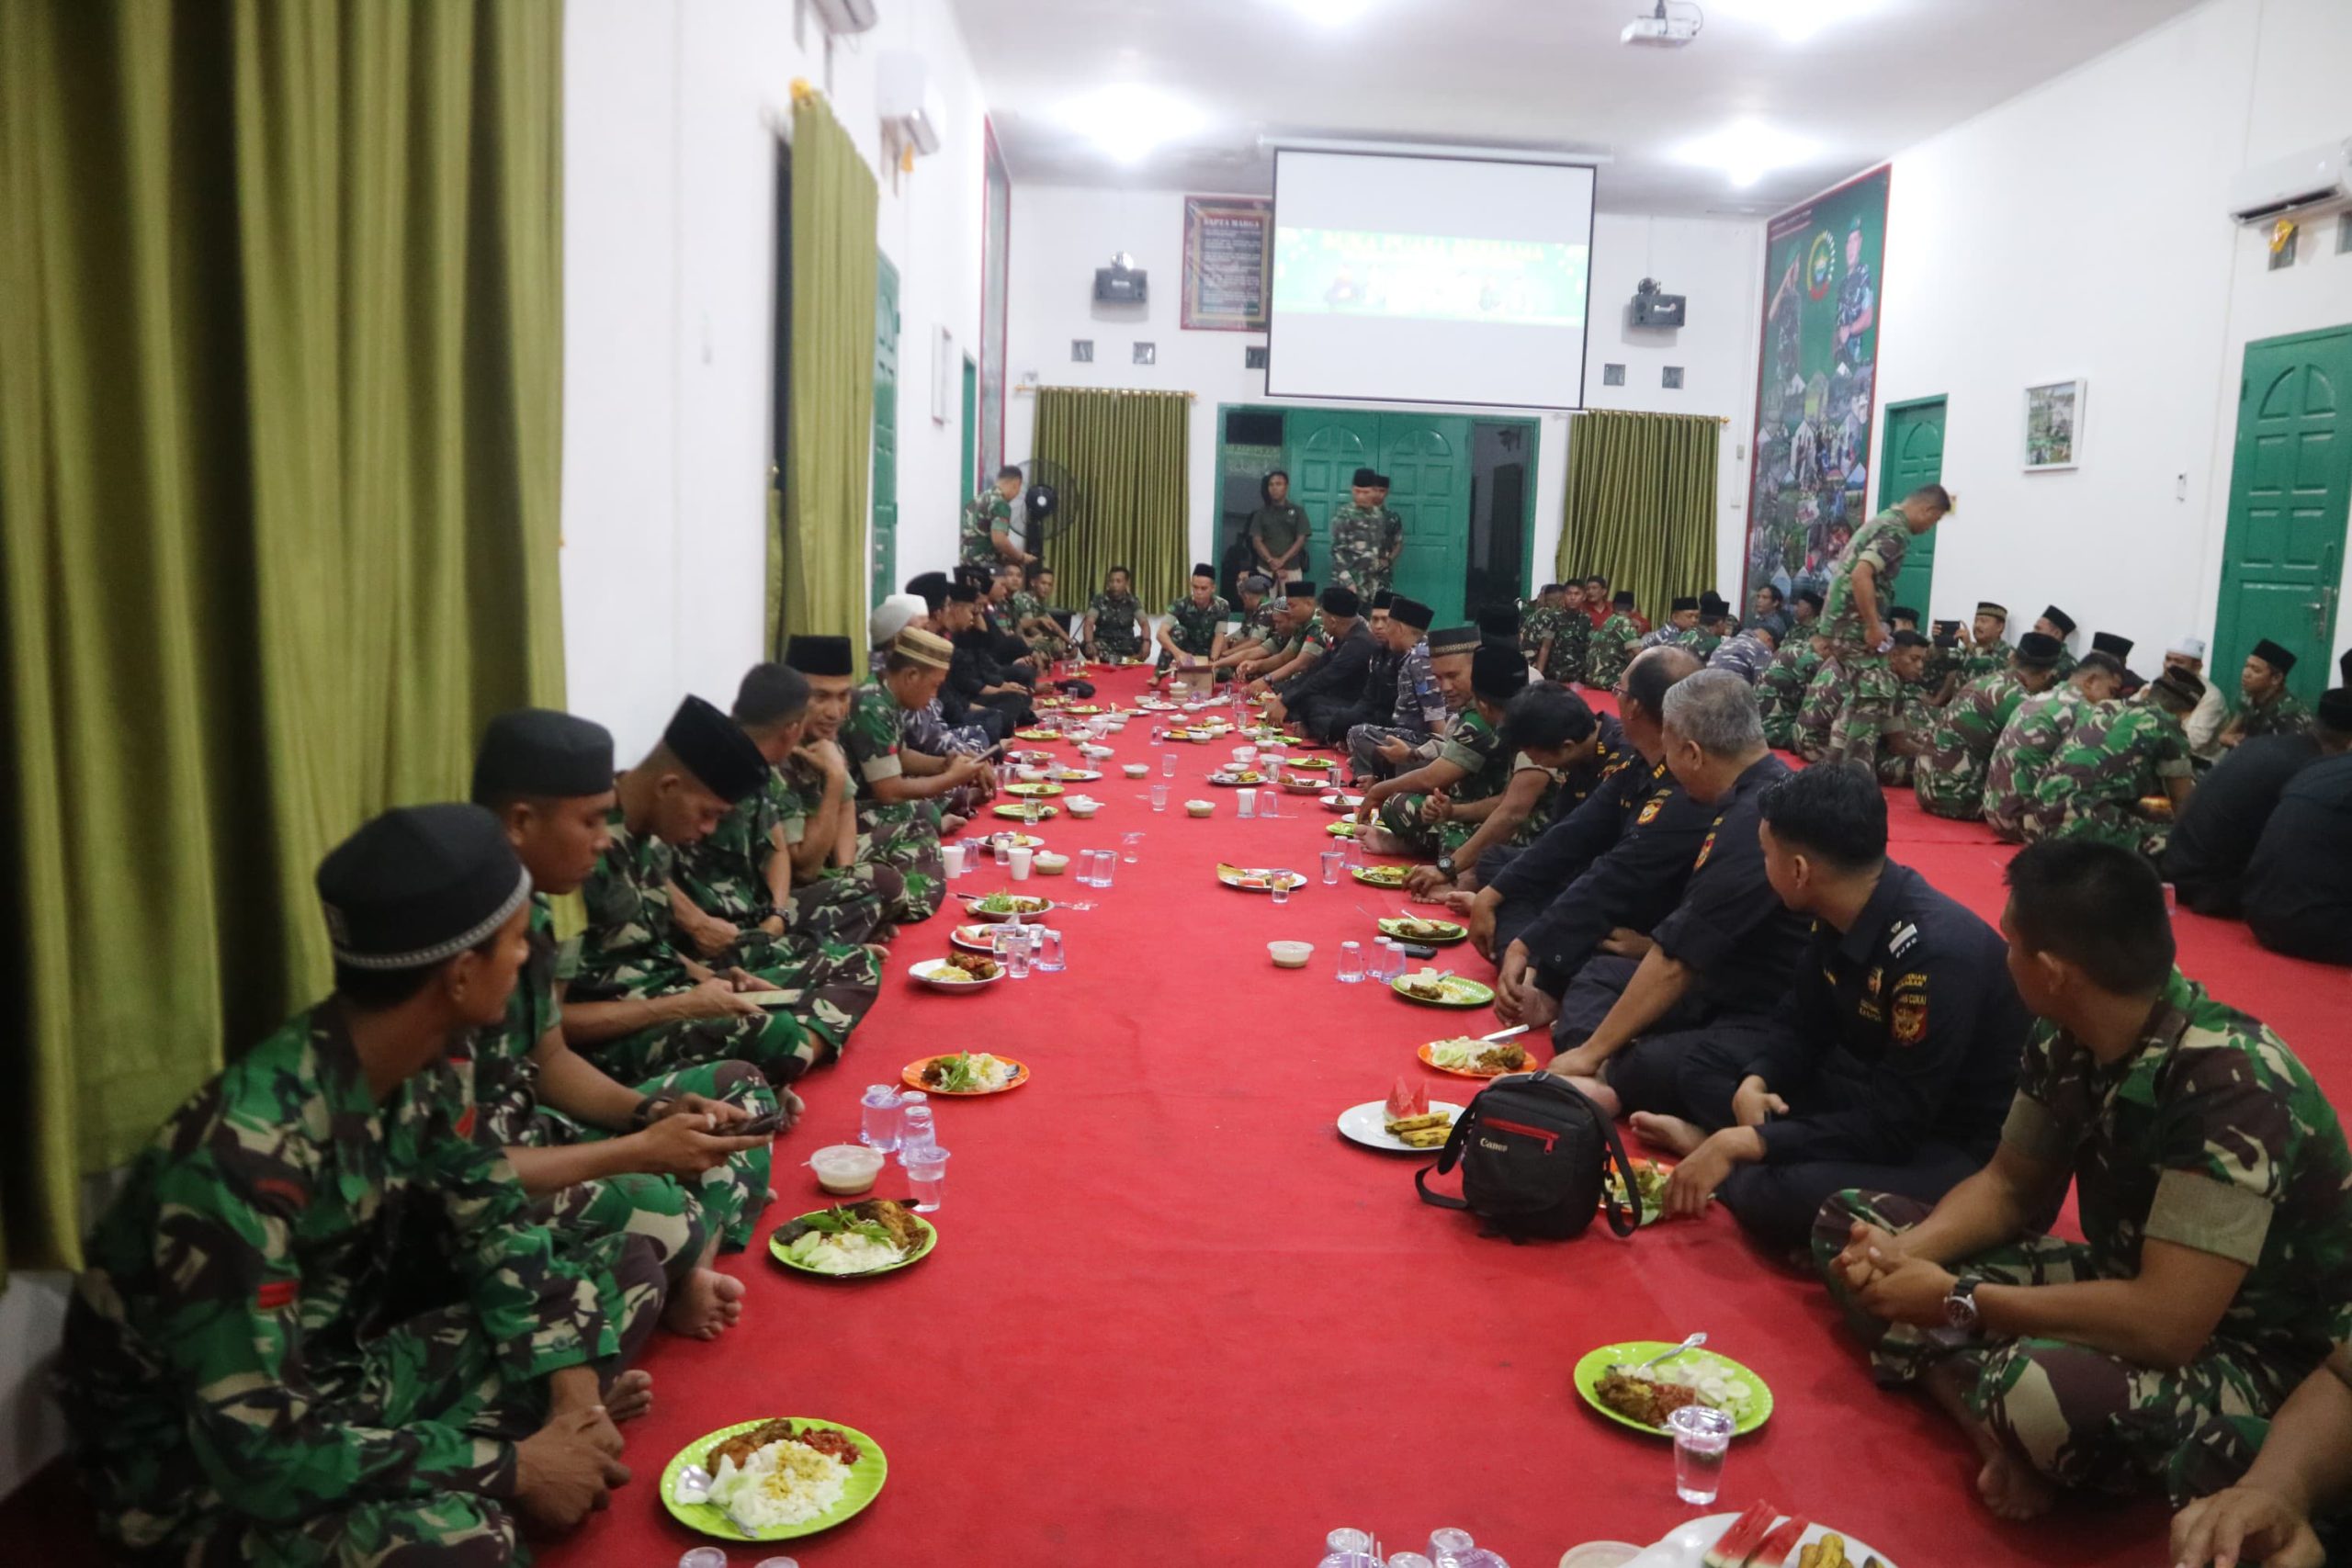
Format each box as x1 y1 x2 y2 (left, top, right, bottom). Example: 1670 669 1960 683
940 580 1030 739
1545 670 1808 1103
2241 688 2352 965
2162 712 2330 916
1270 585 1376 740
1620 762 2030 1251
1486 648 1712 1023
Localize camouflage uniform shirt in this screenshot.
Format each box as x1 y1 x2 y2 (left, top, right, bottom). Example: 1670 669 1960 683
1162 593 1230 658
1584 611 1644 689
1958 637 2014 683
1541 609 1590 685
1820 507 1910 658
1708 630 1777 684
2030 700 2193 851
1759 640 1823 748
959 490 1014 568
1983 683 2093 839
63 1002 614 1556
2001 967 2352 1369
1913 671 2030 820
574 803 697 998
1088 591 1146 660
1327 503 1403 592
2236 690 2313 741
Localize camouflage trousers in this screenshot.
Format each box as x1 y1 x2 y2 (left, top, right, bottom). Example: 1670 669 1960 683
1792 658 1847 761
1345 723 1437 783
531 1060 775 1258
1760 701 1802 751
2034 798 2171 860
857 801 945 923
1093 625 1146 660
1913 751 1991 820
582 942 879 1087
1329 553 1389 597
1374 793 1532 859
1817 655 1903 770
1814 1190 2293 1506
190 1232 663 1568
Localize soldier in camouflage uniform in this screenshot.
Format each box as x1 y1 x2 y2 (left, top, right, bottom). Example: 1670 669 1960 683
1810 486 1952 768
1584 590 1645 692
1010 561 1071 662
1758 634 1823 750
63 806 664 1566
1537 582 1591 684
1360 644 1535 861
844 626 990 924
2029 671 2201 855
469 708 778 1356
1215 572 1282 679
1914 633 2065 818
1240 581 1328 690
1983 653 2126 840
1328 467 1405 595
1082 564 1147 662
959 464 1031 570
1677 593 1732 662
1821 630 1936 784
1957 601 2015 682
2032 605 2081 680
571 696 879 1086
1816 840 2352 1516
1155 562 1231 672
2222 637 2314 748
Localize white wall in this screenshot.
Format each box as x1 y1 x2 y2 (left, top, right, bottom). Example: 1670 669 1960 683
561 0 992 760
1001 187 1763 597
1869 0 2352 675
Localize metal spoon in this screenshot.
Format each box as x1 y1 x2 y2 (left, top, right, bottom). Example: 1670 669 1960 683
671 1463 713 1505
1613 1331 1708 1375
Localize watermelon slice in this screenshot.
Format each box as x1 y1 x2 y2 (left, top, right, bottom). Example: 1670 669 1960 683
1701 1502 1780 1568
1746 1516 1811 1567
1386 1076 1428 1121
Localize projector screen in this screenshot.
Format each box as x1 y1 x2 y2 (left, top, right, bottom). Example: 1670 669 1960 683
1266 150 1597 409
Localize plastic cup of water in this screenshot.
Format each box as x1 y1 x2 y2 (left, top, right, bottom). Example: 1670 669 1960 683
1336 941 1363 984
905 1146 949 1213
1261 787 1279 818
1034 929 1066 972
1271 869 1295 906
993 837 1012 867
1122 831 1143 864
1162 753 1177 777
1429 1528 1475 1567
1007 846 1033 881
1003 928 1033 979
1150 784 1169 811
1321 848 1344 884
1237 787 1257 818
1668 1404 1733 1504
942 842 966 877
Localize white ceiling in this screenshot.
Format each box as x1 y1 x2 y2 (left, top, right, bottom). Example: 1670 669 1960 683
951 0 2210 214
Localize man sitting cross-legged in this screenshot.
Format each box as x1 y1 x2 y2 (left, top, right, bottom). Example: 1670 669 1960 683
62 806 660 1566
1543 671 1807 1095
846 626 996 921
568 695 880 1087
471 708 779 1345
1623 761 2030 1254
1816 840 2352 1524
1355 643 1532 861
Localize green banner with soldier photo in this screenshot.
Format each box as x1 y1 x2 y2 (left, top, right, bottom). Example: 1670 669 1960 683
1741 165 1890 608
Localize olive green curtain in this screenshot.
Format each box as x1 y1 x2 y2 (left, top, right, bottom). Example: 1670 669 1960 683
1556 411 1719 624
1033 388 1192 612
775 86 876 671
0 0 564 1277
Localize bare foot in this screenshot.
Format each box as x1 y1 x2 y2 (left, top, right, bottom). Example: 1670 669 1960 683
603 1368 654 1422
1629 1111 1708 1157
660 1268 746 1341
1976 1451 2058 1521
1563 1075 1622 1118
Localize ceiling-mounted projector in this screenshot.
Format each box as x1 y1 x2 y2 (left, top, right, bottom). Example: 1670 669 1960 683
1622 3 1700 46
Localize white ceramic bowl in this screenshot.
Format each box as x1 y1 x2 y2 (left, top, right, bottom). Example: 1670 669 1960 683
1267 941 1314 969
1122 762 1149 778
808 1143 884 1196
1185 799 1215 818
1014 765 1047 782
1034 852 1069 874
1067 798 1101 818
1080 743 1114 758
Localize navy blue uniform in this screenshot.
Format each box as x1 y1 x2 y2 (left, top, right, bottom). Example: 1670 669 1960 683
1503 758 1713 984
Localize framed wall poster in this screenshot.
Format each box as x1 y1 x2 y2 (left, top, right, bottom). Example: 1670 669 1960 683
1182 195 1272 332
2023 378 2085 470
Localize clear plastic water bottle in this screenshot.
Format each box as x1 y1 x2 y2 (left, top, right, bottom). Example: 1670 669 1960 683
858 1084 902 1152
898 1101 937 1161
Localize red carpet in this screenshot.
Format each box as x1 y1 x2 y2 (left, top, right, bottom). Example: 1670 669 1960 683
376 676 2352 1564
6 677 2341 1566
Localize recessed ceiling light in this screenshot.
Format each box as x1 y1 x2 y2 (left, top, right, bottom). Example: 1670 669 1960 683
1057 85 1209 164
1677 119 1818 187
1708 0 1881 43
1283 0 1377 25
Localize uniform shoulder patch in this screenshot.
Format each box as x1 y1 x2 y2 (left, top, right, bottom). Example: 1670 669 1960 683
1694 829 1718 870
1636 795 1666 825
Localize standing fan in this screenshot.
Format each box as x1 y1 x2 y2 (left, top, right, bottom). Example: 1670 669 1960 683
1019 457 1083 556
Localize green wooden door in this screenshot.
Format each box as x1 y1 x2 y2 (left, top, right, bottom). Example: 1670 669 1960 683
1381 415 1471 626
959 355 978 512
1877 398 1945 617
2215 327 2351 702
869 256 899 611
1286 409 1382 577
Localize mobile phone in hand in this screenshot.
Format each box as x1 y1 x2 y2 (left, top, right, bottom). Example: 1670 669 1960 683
729 1110 786 1138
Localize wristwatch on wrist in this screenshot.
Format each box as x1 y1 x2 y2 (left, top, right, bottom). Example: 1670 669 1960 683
1942 1274 1983 1334
1435 855 1455 877
629 1094 674 1130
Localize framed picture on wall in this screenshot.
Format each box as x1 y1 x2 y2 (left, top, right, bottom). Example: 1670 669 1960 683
2023 378 2086 471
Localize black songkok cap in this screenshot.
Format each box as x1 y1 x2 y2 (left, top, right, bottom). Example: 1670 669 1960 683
1192 562 1216 580
1669 596 1699 613
471 709 615 805
662 694 771 805
1612 590 1635 608
2041 604 2076 636
1699 592 1730 617
317 803 531 972
786 635 854 677
1371 590 1396 611
1388 596 1433 631
1795 589 1824 611
2153 669 2205 705
1319 585 1362 618
2016 632 2063 667
2316 688 2352 731
1428 625 1481 657
1351 467 1379 487
1285 580 1317 601
2250 638 2298 673
1372 473 1392 488
946 580 981 604
1477 605 1521 638
2091 631 2134 660
1471 642 1530 702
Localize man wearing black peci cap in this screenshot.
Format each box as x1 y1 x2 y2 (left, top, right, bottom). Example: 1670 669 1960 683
2222 637 2313 747
1476 604 1523 652
472 709 780 1346
1268 584 1375 739
940 578 1032 739
2239 688 2352 964
1914 630 2067 820
1358 641 1543 866
2033 604 2079 678
569 696 882 1087
1156 562 1232 674
1640 596 1702 653
1344 595 1449 778
63 805 665 1563
1241 579 1328 691
1958 601 2014 682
